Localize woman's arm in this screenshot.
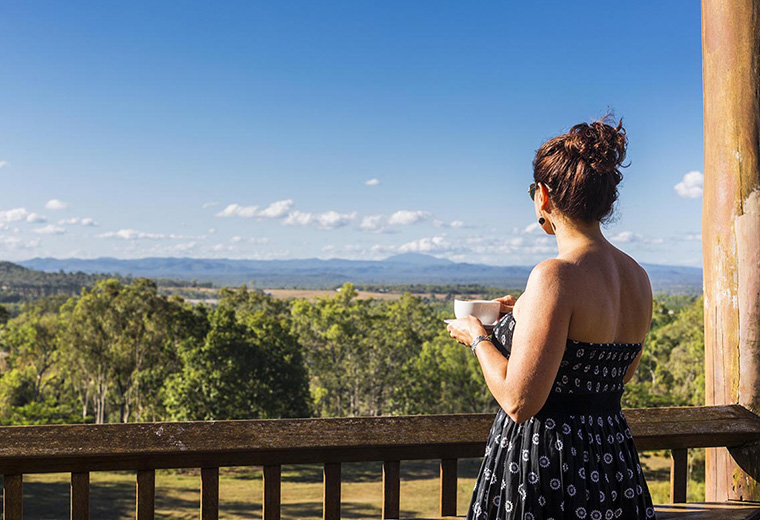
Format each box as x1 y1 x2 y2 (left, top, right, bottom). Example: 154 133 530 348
492 259 573 422
448 260 573 423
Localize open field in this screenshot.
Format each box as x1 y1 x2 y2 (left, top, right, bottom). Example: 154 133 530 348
264 288 423 301
14 453 704 519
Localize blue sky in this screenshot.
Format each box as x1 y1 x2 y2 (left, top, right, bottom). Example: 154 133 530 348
0 1 704 266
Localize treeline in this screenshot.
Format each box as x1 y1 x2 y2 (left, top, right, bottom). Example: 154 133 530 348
0 261 218 305
356 283 518 300
0 278 704 425
0 262 107 302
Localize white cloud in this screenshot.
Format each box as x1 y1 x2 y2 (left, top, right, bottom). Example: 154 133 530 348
98 229 167 240
674 170 704 198
45 199 70 210
258 199 294 218
283 210 313 226
433 219 466 229
610 231 641 243
215 203 258 218
365 178 380 186
399 235 450 253
316 211 357 229
0 235 40 251
610 231 663 244
202 201 219 208
360 214 386 232
388 210 430 226
0 161 8 168
683 233 702 241
32 224 65 235
0 208 30 222
58 217 99 227
522 222 543 234
283 210 357 230
26 213 46 223
230 236 244 243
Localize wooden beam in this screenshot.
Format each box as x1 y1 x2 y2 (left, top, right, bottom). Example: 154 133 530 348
0 406 757 475
702 0 760 503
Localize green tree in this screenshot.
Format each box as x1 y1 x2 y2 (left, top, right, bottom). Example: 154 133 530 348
164 289 311 420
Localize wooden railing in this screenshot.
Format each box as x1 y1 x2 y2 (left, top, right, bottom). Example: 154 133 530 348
1 405 759 520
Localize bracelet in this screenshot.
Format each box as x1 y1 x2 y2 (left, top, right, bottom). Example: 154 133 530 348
470 334 490 355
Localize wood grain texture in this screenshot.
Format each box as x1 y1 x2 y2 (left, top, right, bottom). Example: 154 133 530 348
136 469 155 520
670 449 688 503
70 471 89 520
439 459 457 517
0 406 757 474
701 0 760 503
383 460 400 520
323 462 341 520
3 473 22 520
200 467 219 520
263 464 280 520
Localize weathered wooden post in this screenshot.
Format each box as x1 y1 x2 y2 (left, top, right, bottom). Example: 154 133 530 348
702 0 760 503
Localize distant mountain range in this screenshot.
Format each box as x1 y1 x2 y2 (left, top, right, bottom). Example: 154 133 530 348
18 253 703 294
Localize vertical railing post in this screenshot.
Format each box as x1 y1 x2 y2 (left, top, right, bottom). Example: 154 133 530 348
323 462 341 520
670 449 688 503
3 474 23 520
136 469 155 520
71 471 90 520
440 459 458 517
263 464 281 520
382 460 400 520
201 467 219 520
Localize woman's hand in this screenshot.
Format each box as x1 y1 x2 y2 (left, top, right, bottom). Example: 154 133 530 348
494 294 517 315
447 315 487 346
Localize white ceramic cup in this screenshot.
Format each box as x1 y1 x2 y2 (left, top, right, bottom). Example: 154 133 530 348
454 299 501 325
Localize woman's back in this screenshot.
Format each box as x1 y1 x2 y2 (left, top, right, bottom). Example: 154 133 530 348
545 243 653 346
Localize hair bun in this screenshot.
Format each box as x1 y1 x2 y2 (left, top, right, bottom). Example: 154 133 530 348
563 115 627 178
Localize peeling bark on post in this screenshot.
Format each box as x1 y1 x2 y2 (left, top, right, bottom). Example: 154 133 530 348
702 0 760 502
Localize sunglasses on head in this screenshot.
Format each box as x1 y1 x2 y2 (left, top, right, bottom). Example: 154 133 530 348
528 182 551 200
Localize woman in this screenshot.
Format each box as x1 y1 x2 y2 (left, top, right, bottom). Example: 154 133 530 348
447 115 656 520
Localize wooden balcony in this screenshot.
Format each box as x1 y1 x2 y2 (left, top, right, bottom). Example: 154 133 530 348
1 405 760 520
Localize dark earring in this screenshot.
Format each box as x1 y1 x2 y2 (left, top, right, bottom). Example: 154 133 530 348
538 217 546 225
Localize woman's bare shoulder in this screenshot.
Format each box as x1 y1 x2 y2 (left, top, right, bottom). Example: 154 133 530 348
524 258 581 300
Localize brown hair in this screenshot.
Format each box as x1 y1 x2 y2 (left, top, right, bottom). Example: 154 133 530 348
533 114 628 223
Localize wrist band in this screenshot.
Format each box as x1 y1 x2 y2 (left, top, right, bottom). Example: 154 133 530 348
471 335 490 355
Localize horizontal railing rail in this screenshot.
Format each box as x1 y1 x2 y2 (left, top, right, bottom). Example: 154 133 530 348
1 404 759 520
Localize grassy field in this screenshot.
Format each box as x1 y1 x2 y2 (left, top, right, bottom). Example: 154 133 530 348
264 288 412 301
16 453 704 519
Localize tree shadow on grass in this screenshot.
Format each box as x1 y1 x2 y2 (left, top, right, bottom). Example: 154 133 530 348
222 499 380 519
19 474 201 520
22 478 138 520
247 458 484 485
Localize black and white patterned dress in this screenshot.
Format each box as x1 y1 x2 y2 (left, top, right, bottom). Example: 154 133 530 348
467 311 656 520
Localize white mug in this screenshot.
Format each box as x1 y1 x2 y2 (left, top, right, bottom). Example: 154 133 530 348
454 299 500 325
